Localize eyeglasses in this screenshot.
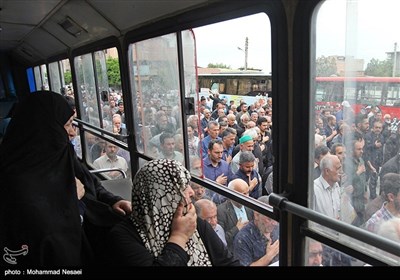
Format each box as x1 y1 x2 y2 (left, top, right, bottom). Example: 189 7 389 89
308 251 323 258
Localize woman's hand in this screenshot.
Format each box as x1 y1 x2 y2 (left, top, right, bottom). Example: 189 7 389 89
168 202 197 249
75 177 85 200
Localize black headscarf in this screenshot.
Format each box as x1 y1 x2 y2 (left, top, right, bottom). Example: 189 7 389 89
0 91 83 266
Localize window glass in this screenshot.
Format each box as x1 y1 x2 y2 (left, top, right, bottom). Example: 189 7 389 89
33 66 41 91
182 29 202 175
191 13 271 205
62 59 74 96
49 61 62 94
74 48 129 178
312 0 400 265
75 53 100 128
40 64 49 90
304 237 366 266
49 59 73 96
129 33 184 165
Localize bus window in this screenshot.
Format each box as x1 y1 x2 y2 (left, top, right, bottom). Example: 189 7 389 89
182 30 203 176
198 74 271 97
75 53 101 128
129 33 186 166
74 47 129 178
194 12 271 106
48 62 60 94
312 0 400 266
33 66 42 91
40 64 49 90
315 77 400 118
49 60 71 94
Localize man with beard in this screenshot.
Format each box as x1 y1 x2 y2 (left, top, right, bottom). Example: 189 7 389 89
231 151 262 199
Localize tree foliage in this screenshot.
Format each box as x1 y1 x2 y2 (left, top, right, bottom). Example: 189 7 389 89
364 58 393 77
64 70 72 85
316 56 337 76
106 57 121 89
207 63 231 69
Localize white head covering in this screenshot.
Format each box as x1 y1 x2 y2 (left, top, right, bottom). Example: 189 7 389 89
341 100 351 108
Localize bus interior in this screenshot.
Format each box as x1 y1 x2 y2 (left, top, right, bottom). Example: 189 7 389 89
1 0 400 270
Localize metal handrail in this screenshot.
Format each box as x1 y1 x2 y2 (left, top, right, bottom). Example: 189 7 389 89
269 192 400 258
89 168 127 179
73 118 129 142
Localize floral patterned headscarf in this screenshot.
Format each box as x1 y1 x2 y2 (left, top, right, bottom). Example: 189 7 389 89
130 159 211 266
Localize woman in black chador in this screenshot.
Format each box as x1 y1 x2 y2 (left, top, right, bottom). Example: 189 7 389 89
0 91 86 266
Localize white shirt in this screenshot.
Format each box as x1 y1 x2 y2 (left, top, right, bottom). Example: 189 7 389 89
214 224 227 247
232 203 249 223
313 176 341 220
93 154 128 179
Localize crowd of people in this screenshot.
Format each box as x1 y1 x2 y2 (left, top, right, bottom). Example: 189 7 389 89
313 102 400 265
1 88 399 266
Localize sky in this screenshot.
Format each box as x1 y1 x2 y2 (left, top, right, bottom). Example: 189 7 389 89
193 13 271 72
316 0 400 63
193 0 400 73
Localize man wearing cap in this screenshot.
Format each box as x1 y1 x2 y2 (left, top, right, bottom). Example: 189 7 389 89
230 134 255 174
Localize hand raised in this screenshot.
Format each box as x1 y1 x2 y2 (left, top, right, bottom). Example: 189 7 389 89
169 203 197 249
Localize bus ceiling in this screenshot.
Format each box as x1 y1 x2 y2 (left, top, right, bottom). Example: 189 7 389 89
0 0 209 65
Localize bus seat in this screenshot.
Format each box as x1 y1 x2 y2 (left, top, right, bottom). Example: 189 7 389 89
100 178 132 202
89 168 132 201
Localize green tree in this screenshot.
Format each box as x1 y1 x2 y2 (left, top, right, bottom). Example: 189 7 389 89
64 70 72 85
106 57 121 89
207 63 231 69
364 58 393 76
316 56 337 76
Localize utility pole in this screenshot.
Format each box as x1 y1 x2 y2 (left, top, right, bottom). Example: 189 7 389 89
244 37 248 71
393 42 397 77
237 37 249 71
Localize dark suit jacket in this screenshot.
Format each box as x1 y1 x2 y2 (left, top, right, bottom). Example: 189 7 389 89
217 200 253 253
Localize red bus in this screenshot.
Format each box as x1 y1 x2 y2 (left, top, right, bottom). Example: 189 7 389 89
315 76 400 118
